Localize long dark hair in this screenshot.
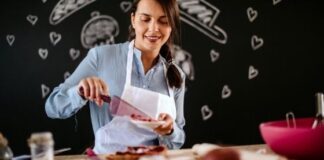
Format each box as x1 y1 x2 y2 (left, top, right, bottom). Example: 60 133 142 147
128 0 183 88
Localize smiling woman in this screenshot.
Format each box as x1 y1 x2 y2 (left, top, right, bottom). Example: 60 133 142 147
45 0 186 154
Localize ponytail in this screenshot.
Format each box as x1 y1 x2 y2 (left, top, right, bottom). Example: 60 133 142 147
160 44 183 88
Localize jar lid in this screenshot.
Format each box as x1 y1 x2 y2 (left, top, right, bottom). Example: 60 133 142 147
28 132 54 145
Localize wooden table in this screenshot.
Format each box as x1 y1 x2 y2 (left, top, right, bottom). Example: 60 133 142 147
54 144 281 160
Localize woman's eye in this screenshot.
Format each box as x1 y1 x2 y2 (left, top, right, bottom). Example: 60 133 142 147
140 17 150 22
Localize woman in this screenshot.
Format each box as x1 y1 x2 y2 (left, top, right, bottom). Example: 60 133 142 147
45 0 185 154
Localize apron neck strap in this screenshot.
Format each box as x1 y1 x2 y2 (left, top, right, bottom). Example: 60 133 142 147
125 40 174 97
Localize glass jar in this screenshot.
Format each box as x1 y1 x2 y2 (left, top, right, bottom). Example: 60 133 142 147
0 133 13 160
28 132 54 160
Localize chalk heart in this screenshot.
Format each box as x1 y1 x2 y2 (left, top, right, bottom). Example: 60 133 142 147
42 0 47 3
49 32 62 46
69 48 80 60
273 0 282 5
247 7 258 22
41 84 51 98
210 49 220 63
26 15 38 25
251 35 264 50
38 48 48 60
222 85 231 99
248 65 259 80
6 35 15 46
120 1 132 13
201 105 213 121
64 71 71 80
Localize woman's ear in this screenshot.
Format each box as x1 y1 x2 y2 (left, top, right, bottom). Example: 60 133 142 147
131 13 135 29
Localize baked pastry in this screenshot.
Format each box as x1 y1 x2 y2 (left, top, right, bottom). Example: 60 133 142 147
106 146 167 160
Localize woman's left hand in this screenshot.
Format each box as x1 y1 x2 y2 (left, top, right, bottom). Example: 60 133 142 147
154 113 174 136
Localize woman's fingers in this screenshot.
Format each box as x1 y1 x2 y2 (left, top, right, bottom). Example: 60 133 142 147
77 77 108 107
154 113 174 135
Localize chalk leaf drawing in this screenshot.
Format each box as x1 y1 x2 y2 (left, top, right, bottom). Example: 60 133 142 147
64 71 71 80
273 0 282 6
201 105 213 121
69 48 80 60
81 12 119 49
49 0 96 25
210 49 220 63
247 7 258 22
26 15 38 25
251 35 264 50
120 1 132 13
178 0 227 44
42 0 47 3
248 65 259 80
41 84 51 98
38 48 49 60
222 85 231 99
49 31 62 46
6 35 15 46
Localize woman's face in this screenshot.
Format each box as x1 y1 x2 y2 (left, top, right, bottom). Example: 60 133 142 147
131 0 172 53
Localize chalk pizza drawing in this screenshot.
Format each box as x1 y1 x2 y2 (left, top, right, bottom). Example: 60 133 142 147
178 0 227 44
120 1 132 13
210 49 220 63
49 0 96 25
173 45 195 81
6 35 15 46
80 12 119 49
201 105 213 120
248 65 259 80
251 35 264 50
247 7 258 22
41 84 51 98
69 48 80 61
49 31 62 46
38 48 49 60
26 14 38 26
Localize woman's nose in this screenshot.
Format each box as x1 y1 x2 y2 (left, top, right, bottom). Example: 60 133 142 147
148 21 159 32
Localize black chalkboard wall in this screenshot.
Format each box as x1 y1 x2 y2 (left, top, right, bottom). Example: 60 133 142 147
1 0 323 155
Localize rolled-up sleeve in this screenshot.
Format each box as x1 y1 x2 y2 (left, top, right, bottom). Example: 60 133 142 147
45 48 99 119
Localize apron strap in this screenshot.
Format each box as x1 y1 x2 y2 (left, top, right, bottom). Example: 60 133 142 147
125 40 134 86
125 40 174 98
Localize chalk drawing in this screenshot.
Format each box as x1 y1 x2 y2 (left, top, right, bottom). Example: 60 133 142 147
201 105 213 120
41 84 51 98
273 0 282 6
38 48 48 60
26 14 38 26
42 0 47 3
248 65 259 80
49 31 62 46
222 85 231 99
81 12 119 49
120 1 132 13
247 7 258 22
69 48 80 60
49 0 96 25
210 49 220 63
178 0 227 44
64 71 71 80
251 35 264 50
6 35 15 46
173 45 195 80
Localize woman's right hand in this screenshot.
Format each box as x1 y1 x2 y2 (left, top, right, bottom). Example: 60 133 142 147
77 77 109 107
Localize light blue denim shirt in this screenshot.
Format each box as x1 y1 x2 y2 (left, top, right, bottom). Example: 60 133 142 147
45 41 186 149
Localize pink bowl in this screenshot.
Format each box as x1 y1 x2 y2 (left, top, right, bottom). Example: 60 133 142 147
259 117 324 160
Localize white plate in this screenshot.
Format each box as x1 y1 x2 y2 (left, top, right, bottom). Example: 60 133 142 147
130 119 166 129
